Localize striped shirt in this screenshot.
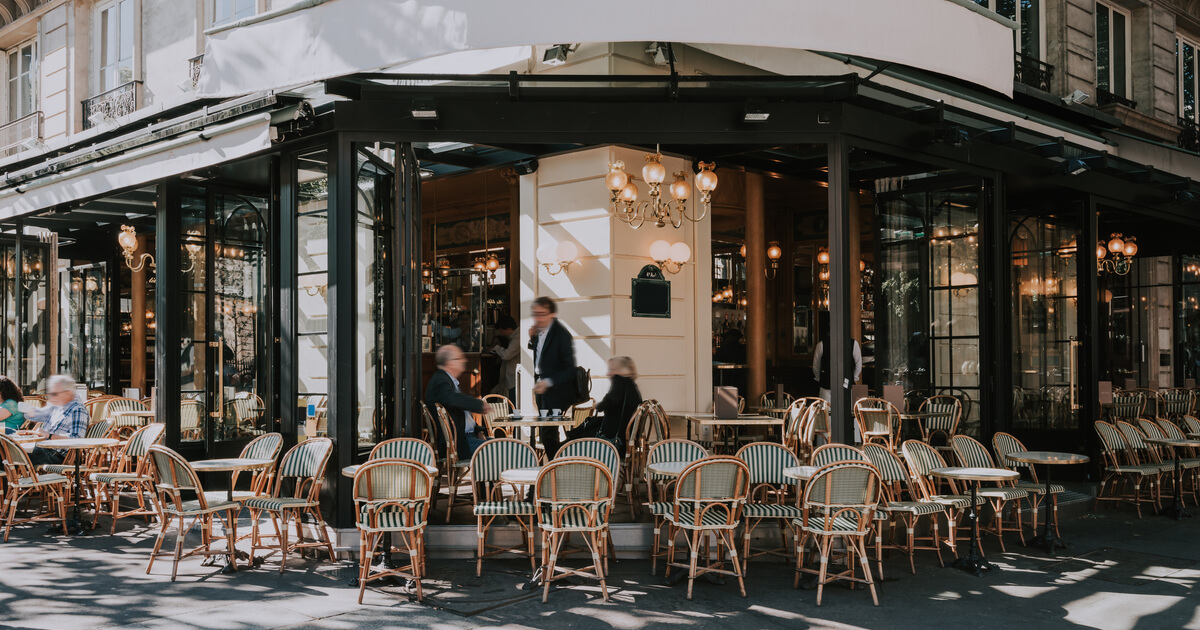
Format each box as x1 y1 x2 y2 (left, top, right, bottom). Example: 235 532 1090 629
34 401 90 455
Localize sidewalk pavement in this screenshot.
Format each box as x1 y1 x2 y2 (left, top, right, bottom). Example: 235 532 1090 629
0 506 1197 630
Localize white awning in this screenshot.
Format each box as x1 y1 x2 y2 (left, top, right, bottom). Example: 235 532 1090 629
0 113 272 220
198 0 1014 98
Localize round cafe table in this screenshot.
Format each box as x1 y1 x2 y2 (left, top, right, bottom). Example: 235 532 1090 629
1144 438 1200 520
930 467 1018 576
782 466 818 483
499 466 542 486
35 438 120 535
1005 451 1089 554
190 458 274 574
646 461 694 478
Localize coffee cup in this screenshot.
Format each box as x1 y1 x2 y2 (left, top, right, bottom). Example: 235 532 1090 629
552 408 562 417
540 409 549 418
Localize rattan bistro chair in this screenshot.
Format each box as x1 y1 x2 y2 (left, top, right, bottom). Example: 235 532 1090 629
481 394 515 438
645 439 708 575
1159 389 1196 420
853 398 900 451
992 432 1065 537
792 461 882 606
353 458 433 603
534 457 615 603
862 444 947 576
620 402 657 518
471 438 539 577
811 443 870 467
0 434 70 542
900 440 986 558
433 403 473 521
735 442 803 573
245 438 337 573
663 456 750 601
1093 421 1161 518
559 438 622 568
229 433 284 504
144 445 240 580
949 435 1027 551
90 423 166 534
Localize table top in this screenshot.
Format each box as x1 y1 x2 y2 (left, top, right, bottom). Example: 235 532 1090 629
750 406 790 414
111 410 156 417
499 466 542 484
647 461 695 477
897 412 950 419
10 433 43 443
682 414 781 426
782 465 818 481
37 438 120 450
931 467 1018 482
1145 437 1200 448
488 415 578 428
1006 450 1090 465
713 363 748 370
341 463 438 478
190 458 274 473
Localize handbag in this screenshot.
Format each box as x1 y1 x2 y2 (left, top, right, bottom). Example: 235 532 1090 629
595 385 629 452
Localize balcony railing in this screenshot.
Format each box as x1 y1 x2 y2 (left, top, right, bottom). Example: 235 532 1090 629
82 80 141 130
1014 52 1053 92
1179 118 1200 153
1097 88 1137 109
0 111 43 155
189 54 204 90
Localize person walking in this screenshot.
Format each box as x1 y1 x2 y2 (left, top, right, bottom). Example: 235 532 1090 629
528 296 577 460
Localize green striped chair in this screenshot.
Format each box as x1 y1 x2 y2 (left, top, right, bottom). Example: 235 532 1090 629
949 435 1028 551
225 394 266 437
645 439 707 576
144 445 239 580
1159 389 1195 420
791 461 881 607
862 444 947 576
663 456 750 601
470 438 538 577
1153 419 1200 504
91 423 166 534
41 419 115 514
352 459 433 603
853 398 899 451
992 432 1065 537
481 394 514 438
1116 420 1172 507
104 397 149 439
781 399 809 456
0 434 70 542
620 402 657 519
230 433 284 504
1093 421 1160 518
560 438 621 569
534 457 614 603
433 403 472 522
180 400 205 442
811 443 869 467
1183 415 1200 436
370 437 435 467
900 439 985 559
918 395 961 463
246 438 337 573
735 442 803 574
1107 392 1146 422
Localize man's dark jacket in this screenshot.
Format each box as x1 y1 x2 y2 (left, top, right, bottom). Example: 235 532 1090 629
425 369 485 460
528 318 577 410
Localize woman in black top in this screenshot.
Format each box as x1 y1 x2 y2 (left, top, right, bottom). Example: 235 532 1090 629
568 356 642 447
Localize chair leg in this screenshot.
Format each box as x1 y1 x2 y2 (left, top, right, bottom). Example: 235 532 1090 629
311 508 336 562
857 536 879 606
542 531 558 604
816 536 832 606
146 512 170 574
591 530 609 602
726 529 746 597
358 531 376 604
278 511 290 574
686 530 700 601
224 510 238 573
171 515 186 582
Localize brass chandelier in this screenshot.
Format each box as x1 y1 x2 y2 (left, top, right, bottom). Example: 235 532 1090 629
1096 232 1137 276
605 147 717 228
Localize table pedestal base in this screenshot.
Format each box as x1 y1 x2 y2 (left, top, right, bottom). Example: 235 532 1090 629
951 481 992 577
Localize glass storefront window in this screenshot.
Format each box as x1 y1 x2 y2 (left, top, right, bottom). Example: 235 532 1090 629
60 263 109 389
297 148 330 435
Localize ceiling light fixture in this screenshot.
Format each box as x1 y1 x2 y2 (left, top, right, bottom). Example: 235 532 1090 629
605 146 717 229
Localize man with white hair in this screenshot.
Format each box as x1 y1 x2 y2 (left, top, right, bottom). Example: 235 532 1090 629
425 345 488 459
27 375 91 466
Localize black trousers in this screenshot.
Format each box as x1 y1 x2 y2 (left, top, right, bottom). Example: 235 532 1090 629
535 391 565 459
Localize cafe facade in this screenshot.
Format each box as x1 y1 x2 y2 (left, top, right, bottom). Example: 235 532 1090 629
2 0 1200 534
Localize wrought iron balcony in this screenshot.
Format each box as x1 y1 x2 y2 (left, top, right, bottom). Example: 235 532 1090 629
1014 52 1053 92
1179 118 1200 153
189 54 204 90
82 80 141 130
0 111 43 155
1097 88 1137 109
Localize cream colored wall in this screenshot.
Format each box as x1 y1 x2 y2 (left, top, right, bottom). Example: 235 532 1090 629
519 145 712 416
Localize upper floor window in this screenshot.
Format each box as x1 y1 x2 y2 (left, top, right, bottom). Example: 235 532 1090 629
1180 36 1198 122
973 0 1042 60
212 0 255 27
1096 1 1130 99
7 40 37 121
98 0 135 93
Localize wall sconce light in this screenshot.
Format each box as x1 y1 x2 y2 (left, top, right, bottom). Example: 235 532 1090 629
1097 232 1136 275
118 225 154 272
605 148 717 229
182 230 202 272
649 239 691 275
537 240 579 276
765 241 782 278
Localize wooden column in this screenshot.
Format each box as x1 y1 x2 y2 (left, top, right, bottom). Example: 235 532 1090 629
849 191 862 343
130 236 147 393
745 172 767 402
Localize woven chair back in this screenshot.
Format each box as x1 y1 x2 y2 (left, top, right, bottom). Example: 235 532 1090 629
481 394 514 436
102 397 147 422
147 445 213 510
861 444 907 484
1115 420 1153 453
85 419 114 439
1184 415 1200 434
225 395 264 424
180 400 204 432
672 456 749 528
1160 389 1195 417
854 398 899 445
647 439 707 480
471 438 537 483
128 423 167 458
991 432 1029 470
370 437 435 468
1138 419 1168 440
1156 419 1188 440
278 438 333 478
559 438 621 482
803 462 881 530
1109 392 1145 420
241 432 283 461
736 441 800 486
353 458 433 505
950 435 996 468
1093 421 1128 468
86 396 114 419
919 395 961 434
811 443 869 467
568 398 596 427
22 396 46 409
419 404 439 445
433 404 459 463
0 434 37 482
537 457 614 503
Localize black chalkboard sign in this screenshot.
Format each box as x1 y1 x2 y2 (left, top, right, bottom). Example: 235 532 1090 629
632 264 670 318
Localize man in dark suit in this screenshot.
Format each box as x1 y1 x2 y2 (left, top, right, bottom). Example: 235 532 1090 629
528 296 577 460
425 345 487 461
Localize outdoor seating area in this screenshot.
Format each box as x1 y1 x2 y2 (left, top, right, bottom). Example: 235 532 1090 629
9 388 1199 614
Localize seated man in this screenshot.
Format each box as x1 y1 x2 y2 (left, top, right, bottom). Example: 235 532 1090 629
425 345 488 460
27 375 91 466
